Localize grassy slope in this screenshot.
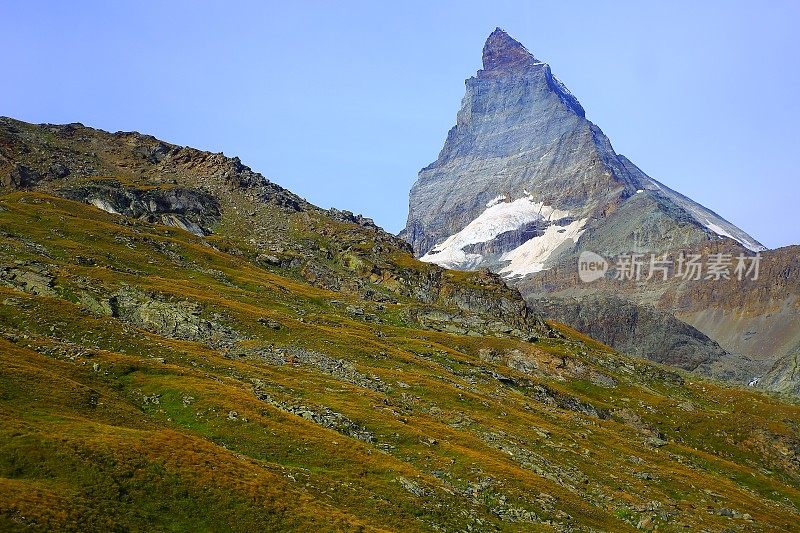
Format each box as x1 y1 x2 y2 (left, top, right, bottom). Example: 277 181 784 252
0 193 798 532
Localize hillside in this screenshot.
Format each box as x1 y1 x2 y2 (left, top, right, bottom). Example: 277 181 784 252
0 118 799 531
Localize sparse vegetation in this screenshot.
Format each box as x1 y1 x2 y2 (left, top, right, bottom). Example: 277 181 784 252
0 118 798 531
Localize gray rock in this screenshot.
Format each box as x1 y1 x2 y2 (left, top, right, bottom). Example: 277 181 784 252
529 294 742 378
397 476 427 497
0 262 56 296
59 180 221 236
403 29 763 266
107 286 240 347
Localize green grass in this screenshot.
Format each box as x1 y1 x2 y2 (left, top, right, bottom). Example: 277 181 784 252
0 192 798 531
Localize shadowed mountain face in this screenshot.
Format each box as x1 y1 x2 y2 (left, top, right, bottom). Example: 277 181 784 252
3 117 800 530
403 29 799 391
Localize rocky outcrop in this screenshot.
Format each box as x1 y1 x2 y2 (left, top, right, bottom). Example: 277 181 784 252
397 267 549 336
403 306 548 341
0 261 57 296
233 346 389 393
253 380 375 443
107 287 240 347
60 179 221 236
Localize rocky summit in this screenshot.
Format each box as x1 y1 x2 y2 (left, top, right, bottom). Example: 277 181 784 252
404 28 763 274
403 29 800 393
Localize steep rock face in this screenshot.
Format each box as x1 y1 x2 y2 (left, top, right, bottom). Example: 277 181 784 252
402 29 795 388
403 28 764 279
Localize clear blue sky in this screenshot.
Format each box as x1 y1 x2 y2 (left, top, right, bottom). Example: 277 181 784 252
2 1 798 248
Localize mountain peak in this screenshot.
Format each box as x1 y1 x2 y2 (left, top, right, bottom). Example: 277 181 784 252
482 28 538 72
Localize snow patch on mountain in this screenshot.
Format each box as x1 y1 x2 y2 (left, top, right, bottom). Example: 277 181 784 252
420 247 482 270
420 195 574 272
486 194 507 208
703 219 737 242
499 217 588 278
700 219 765 252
